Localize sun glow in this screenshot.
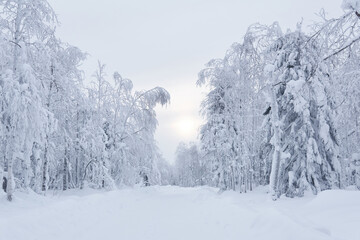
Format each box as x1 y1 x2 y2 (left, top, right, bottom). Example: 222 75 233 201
174 117 199 139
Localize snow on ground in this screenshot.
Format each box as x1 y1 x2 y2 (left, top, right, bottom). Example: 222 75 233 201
0 186 359 240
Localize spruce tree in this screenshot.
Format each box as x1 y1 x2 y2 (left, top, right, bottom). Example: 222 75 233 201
267 30 342 198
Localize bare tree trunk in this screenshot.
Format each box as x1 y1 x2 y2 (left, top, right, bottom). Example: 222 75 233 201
6 164 14 202
7 161 13 201
42 66 54 193
63 158 67 191
75 105 80 188
42 143 48 192
269 89 281 200
249 165 253 192
6 140 14 201
63 138 68 191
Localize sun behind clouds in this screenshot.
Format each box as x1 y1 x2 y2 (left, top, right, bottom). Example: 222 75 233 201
174 116 200 139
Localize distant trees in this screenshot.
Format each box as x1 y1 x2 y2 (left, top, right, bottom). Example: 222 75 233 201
174 142 207 187
0 0 170 201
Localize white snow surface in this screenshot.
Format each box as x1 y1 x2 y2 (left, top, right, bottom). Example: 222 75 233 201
0 186 359 240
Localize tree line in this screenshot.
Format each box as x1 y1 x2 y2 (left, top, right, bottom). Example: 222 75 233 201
0 0 170 201
174 1 360 199
2 0 360 202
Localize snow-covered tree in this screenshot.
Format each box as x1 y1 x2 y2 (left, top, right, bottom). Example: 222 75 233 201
266 30 342 199
0 0 170 201
197 23 281 192
174 142 205 187
0 0 57 201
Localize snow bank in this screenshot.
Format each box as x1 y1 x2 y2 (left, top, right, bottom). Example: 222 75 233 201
0 186 359 240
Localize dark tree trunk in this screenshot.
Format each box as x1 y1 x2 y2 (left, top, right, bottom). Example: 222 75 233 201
2 177 7 193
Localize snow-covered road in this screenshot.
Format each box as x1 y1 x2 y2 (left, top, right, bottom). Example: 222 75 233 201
0 186 359 240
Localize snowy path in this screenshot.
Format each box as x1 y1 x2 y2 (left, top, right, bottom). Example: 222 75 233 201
0 186 359 240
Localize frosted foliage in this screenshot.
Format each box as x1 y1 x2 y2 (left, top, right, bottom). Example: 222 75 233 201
0 0 170 201
195 14 355 200
267 32 341 198
1 0 360 205
174 142 207 187
197 24 281 192
342 0 360 11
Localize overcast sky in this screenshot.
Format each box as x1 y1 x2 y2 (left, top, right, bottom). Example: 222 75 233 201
48 0 343 163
